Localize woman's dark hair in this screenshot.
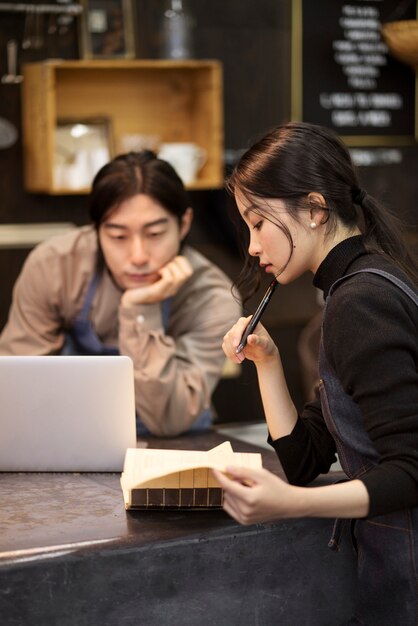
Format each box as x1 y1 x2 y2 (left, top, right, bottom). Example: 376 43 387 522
227 121 418 299
90 150 190 227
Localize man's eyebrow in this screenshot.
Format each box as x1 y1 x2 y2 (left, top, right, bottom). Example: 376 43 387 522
103 218 169 230
103 223 129 230
143 218 169 228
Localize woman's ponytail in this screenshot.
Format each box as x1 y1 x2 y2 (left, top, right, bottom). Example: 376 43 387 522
354 189 418 284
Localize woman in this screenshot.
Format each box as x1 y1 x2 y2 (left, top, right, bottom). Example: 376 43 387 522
0 151 241 436
214 122 418 624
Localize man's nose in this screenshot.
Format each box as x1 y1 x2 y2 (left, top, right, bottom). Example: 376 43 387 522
130 236 148 264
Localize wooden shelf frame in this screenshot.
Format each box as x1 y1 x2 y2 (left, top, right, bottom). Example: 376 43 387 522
22 59 224 194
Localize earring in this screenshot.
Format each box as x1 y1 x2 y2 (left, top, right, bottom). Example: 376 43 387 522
310 222 317 229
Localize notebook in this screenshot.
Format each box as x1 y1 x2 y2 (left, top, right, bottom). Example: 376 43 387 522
0 355 137 472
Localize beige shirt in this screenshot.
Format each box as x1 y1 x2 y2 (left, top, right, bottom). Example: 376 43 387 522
0 226 242 436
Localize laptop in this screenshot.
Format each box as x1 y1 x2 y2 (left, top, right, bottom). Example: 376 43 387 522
0 355 137 472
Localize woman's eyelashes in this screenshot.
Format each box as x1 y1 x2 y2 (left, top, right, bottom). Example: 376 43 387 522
252 220 263 231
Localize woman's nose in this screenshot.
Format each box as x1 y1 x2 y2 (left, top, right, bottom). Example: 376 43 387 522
248 234 260 258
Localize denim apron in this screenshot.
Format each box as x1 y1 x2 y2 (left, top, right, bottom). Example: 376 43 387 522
319 268 418 625
62 272 213 434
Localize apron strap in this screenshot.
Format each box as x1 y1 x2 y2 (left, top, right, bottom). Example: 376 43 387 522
77 272 102 322
328 268 418 305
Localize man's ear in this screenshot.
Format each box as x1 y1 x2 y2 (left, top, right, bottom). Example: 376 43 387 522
307 192 328 224
180 207 193 240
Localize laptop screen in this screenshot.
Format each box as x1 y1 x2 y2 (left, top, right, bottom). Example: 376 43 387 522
0 355 137 472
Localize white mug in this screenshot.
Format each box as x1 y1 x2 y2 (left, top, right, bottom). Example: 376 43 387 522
158 142 206 185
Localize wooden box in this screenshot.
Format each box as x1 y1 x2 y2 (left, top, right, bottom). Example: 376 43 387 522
22 60 224 194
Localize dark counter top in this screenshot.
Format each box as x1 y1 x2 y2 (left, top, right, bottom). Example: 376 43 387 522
0 431 280 556
0 430 356 626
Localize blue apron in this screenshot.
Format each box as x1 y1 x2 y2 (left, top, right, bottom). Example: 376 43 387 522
62 272 212 435
319 269 418 625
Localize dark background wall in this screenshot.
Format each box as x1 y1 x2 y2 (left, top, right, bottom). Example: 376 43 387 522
0 0 417 421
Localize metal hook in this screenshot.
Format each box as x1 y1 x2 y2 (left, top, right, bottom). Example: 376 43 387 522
1 39 23 84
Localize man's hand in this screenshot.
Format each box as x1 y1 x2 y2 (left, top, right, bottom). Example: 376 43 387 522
121 255 193 307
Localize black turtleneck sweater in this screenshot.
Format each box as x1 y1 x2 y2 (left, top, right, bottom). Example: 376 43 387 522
270 236 418 518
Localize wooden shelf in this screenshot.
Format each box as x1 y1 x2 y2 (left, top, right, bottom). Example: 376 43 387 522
0 223 76 249
22 59 224 194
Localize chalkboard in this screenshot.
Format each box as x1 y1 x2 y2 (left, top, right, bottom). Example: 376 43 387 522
291 0 417 144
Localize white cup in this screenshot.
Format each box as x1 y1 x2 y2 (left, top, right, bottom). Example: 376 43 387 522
54 148 110 190
158 142 206 185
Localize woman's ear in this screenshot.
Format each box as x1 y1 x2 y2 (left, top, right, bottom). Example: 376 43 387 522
307 192 328 225
180 207 193 240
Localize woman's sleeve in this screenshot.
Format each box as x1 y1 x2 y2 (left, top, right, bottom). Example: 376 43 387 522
269 392 338 485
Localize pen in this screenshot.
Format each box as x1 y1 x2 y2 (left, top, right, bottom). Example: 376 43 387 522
235 278 279 354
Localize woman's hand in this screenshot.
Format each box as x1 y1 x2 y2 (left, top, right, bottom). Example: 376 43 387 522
222 317 278 365
213 466 371 523
121 255 193 307
212 465 305 525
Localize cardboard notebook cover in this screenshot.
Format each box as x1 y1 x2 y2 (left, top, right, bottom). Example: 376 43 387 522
120 441 262 510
